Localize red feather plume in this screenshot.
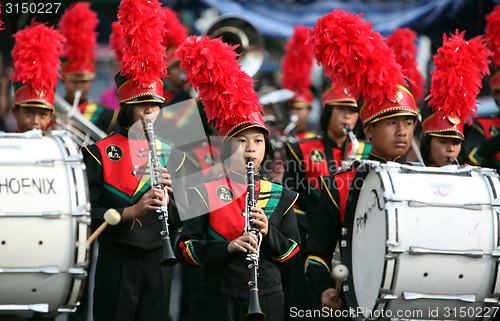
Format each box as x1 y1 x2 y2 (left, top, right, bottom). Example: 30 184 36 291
309 9 403 111
118 0 168 85
176 35 262 131
0 4 4 30
281 25 314 95
426 30 491 123
11 23 65 92
161 7 188 50
58 2 98 67
386 28 425 102
485 5 500 68
110 21 124 63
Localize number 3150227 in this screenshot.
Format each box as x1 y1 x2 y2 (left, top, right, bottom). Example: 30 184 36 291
4 3 61 14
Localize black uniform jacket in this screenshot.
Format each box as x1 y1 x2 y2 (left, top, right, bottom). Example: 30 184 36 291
303 153 404 298
82 127 189 250
175 169 301 299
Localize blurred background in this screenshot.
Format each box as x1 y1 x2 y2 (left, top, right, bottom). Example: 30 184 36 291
0 0 499 133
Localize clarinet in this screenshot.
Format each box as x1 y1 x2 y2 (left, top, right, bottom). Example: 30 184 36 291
244 158 266 321
143 117 177 266
340 125 360 170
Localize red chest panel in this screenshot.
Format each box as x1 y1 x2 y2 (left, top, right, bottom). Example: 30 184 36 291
205 178 260 241
97 135 149 198
298 139 349 190
477 117 500 139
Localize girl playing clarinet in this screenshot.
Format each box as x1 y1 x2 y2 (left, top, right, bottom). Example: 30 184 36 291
174 35 301 321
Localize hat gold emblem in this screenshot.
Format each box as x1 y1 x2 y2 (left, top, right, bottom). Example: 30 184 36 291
343 87 352 97
141 81 155 89
389 89 403 103
447 114 460 125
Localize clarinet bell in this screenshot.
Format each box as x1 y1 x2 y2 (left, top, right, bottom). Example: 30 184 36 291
161 236 178 266
245 289 266 320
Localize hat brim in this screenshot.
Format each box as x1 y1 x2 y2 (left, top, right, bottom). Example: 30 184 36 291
367 109 418 124
122 95 165 105
426 130 464 141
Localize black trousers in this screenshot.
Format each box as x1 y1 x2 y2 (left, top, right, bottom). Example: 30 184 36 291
93 242 172 321
194 289 285 321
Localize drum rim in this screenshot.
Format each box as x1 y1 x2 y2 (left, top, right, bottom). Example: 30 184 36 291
341 162 381 319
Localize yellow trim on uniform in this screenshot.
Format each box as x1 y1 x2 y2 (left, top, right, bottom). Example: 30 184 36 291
305 255 330 273
187 186 209 209
183 240 202 266
284 193 299 216
471 122 485 136
468 146 483 166
320 176 339 210
286 143 303 168
83 146 102 167
186 152 200 168
175 152 186 172
107 110 118 133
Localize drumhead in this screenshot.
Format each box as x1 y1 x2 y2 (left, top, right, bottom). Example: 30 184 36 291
0 131 90 315
341 162 500 320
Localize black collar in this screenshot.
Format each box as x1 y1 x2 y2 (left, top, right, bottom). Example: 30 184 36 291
369 152 405 164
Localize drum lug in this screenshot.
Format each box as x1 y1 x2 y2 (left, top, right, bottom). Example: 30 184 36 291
383 192 404 203
386 243 404 259
484 297 500 304
58 306 78 313
68 267 87 279
378 292 398 303
492 250 500 257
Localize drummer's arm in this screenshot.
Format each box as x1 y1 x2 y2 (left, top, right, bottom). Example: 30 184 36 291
304 182 342 308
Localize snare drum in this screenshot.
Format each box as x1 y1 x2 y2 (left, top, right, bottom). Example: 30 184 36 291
341 161 500 320
0 130 90 317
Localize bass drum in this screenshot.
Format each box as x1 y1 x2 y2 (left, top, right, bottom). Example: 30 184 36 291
0 130 90 318
341 161 500 321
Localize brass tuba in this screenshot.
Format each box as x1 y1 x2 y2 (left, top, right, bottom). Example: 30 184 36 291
205 15 264 77
53 91 107 147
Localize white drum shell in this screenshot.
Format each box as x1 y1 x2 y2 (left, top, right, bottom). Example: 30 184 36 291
0 131 90 316
342 162 500 321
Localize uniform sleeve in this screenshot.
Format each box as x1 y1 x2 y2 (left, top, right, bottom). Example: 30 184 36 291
304 176 340 299
175 186 230 266
260 188 300 267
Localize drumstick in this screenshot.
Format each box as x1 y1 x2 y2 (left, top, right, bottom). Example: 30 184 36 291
87 209 121 246
332 264 349 301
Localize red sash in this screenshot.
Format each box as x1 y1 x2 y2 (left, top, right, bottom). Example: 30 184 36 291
333 168 358 222
205 178 249 240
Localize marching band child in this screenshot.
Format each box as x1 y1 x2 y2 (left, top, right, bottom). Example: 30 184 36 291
174 35 300 321
422 30 491 167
